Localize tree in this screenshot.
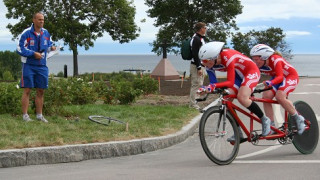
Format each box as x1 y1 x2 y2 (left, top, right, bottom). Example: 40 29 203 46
145 0 243 55
231 27 293 60
4 0 140 76
0 51 21 80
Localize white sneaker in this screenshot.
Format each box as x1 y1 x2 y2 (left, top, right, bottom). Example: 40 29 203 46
261 117 271 136
296 115 306 135
270 121 275 134
23 114 33 122
37 116 48 123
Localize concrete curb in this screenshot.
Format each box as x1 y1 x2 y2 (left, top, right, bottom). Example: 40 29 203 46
0 114 202 168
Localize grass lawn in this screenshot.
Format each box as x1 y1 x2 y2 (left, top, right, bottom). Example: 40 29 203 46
0 104 199 150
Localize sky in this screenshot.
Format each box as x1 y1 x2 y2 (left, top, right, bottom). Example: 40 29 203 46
0 0 319 55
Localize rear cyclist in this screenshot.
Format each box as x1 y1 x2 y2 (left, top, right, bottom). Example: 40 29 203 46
250 44 306 135
198 42 272 141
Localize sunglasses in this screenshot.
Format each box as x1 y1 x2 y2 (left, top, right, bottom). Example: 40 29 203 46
201 59 217 66
202 59 209 63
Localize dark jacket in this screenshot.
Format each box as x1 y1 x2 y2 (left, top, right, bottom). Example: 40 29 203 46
191 33 205 70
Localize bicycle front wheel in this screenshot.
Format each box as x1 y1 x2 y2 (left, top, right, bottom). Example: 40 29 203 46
88 115 112 125
291 101 319 154
199 106 240 165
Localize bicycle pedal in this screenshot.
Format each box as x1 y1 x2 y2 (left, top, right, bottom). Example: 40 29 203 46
228 138 247 145
240 138 247 144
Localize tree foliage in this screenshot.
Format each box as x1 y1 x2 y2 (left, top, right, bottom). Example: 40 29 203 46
0 51 21 80
4 0 140 76
145 0 242 55
231 27 293 60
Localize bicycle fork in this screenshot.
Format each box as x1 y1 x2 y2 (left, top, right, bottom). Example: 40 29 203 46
214 104 227 137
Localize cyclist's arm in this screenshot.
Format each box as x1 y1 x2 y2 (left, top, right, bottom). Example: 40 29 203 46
206 68 218 84
214 62 234 88
270 61 284 85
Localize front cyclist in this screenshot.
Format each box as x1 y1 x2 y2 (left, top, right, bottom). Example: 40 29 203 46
250 44 306 135
198 42 272 140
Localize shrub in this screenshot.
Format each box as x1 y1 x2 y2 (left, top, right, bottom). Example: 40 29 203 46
92 81 115 104
133 76 158 95
0 83 21 114
43 78 73 114
2 71 14 81
0 51 21 80
68 78 98 105
109 71 137 82
0 72 154 114
111 80 139 104
57 71 64 77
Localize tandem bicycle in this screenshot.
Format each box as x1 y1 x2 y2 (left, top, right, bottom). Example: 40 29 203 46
198 87 319 165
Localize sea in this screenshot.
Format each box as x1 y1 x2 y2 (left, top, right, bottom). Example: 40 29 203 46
48 54 320 77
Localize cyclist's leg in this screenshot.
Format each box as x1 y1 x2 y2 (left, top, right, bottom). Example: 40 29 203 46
274 76 296 115
275 76 305 134
275 90 296 115
262 90 275 122
226 87 245 142
238 86 268 121
238 71 271 136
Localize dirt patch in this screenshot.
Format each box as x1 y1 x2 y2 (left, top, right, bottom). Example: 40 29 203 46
135 78 217 108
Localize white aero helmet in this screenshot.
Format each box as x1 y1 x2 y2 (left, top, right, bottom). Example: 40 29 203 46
198 41 225 60
250 44 275 60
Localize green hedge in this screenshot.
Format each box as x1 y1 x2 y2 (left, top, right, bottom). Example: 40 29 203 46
0 82 21 114
0 51 21 80
0 74 158 115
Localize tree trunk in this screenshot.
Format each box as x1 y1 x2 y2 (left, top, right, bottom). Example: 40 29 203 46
162 40 167 59
162 46 167 59
72 47 78 77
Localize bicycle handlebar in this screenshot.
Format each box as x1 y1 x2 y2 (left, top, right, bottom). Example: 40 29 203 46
213 87 272 96
252 87 272 94
195 86 272 102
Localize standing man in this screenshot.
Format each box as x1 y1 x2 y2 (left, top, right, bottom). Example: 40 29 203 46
17 12 56 122
189 22 211 110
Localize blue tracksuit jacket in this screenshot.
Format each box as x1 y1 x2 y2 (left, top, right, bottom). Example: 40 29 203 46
16 23 52 66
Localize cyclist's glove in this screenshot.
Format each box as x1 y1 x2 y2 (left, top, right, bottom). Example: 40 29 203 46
263 80 273 88
197 84 216 94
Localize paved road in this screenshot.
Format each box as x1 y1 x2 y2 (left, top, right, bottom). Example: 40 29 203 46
1 77 320 180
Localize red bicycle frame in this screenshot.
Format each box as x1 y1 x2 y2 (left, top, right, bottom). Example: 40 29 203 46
221 94 310 142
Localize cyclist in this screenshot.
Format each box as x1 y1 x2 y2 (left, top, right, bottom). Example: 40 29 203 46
198 42 272 140
250 44 306 135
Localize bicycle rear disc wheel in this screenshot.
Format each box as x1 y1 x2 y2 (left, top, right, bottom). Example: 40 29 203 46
290 101 319 154
88 115 111 126
199 106 240 165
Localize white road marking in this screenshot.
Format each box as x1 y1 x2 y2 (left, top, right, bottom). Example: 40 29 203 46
236 142 281 159
234 160 320 164
291 92 320 95
304 84 320 86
